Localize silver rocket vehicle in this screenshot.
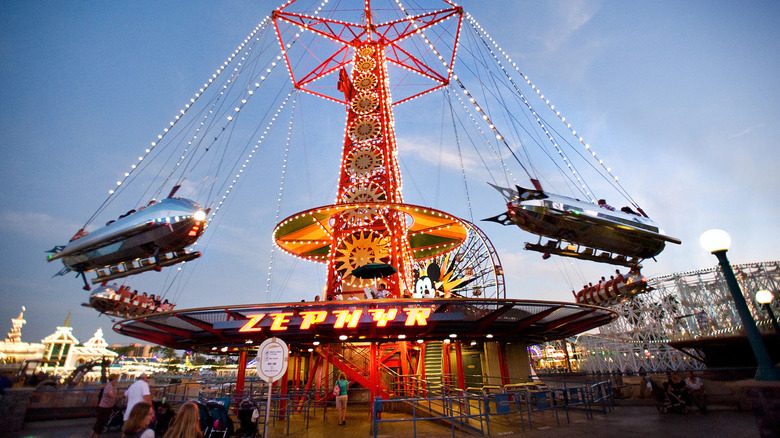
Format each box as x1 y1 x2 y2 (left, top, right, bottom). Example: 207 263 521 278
47 197 207 288
484 184 680 266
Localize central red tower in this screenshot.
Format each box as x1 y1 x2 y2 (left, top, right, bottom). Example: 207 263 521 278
272 1 467 298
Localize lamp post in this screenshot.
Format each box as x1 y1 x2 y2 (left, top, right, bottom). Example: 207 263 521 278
756 289 780 345
700 229 780 381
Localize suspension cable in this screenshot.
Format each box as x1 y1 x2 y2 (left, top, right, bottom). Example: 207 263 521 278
265 91 299 301
82 17 273 229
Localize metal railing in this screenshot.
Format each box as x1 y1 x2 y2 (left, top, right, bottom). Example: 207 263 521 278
373 379 608 437
22 377 611 436
25 384 179 421
372 393 485 438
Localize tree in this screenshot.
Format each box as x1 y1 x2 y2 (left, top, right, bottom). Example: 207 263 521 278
156 347 178 360
110 345 135 357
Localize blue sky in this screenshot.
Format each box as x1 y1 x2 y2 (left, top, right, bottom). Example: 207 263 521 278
1 0 778 346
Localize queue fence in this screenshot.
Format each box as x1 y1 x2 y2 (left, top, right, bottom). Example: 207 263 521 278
372 393 485 438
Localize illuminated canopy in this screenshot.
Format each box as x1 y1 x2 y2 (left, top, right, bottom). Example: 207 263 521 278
274 203 468 261
114 299 616 352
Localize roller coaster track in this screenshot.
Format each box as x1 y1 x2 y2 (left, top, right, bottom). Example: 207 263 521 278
577 260 780 373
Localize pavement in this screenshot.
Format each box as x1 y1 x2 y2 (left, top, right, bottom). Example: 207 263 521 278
8 402 761 438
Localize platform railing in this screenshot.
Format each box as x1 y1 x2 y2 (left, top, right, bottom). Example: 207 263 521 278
392 373 451 397
22 378 609 436
25 383 179 421
372 393 485 438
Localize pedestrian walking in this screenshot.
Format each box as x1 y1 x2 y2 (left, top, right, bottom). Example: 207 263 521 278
90 373 119 438
124 373 152 422
334 372 350 425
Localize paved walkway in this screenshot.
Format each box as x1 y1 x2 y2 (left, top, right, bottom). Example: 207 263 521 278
11 404 760 437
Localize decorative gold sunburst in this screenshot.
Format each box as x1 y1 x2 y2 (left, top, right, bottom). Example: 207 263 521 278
356 57 376 72
345 146 383 178
349 117 381 142
358 45 375 57
351 92 378 115
340 183 386 224
334 230 390 288
343 182 386 203
417 253 477 298
354 72 377 91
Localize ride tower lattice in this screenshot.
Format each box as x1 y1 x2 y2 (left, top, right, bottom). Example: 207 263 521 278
271 1 470 298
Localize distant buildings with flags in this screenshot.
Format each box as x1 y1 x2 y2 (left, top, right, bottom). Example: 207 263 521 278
0 307 118 380
1 307 245 383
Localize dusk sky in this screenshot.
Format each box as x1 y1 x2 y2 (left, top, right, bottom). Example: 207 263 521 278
1 0 778 346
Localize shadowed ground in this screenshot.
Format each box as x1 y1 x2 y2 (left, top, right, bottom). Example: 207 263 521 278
10 402 759 438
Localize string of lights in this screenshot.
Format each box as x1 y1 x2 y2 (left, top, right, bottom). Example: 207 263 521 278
465 12 644 208
265 92 298 297
85 18 272 228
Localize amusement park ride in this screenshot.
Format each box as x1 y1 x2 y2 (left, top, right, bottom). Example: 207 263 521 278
46 0 681 402
47 194 207 290
485 184 681 268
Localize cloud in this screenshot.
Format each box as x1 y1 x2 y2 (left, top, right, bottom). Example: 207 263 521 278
1 211 74 240
543 1 602 52
398 136 467 169
728 123 765 139
397 135 502 183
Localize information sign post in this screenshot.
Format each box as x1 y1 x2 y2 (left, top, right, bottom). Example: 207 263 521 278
256 337 289 438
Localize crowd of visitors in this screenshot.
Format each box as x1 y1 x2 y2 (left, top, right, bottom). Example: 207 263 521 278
87 374 209 437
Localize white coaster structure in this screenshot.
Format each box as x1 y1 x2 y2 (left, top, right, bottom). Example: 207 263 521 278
576 260 780 373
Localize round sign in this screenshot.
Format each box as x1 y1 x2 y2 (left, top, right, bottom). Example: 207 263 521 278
256 337 288 383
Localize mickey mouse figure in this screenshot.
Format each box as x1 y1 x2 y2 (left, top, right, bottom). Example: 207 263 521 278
413 262 442 299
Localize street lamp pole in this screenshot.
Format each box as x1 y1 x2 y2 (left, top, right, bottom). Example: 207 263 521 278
756 289 780 346
700 230 780 381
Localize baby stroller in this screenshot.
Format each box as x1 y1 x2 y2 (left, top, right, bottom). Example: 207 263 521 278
237 399 260 437
652 381 689 414
196 400 236 437
153 401 175 436
101 405 124 433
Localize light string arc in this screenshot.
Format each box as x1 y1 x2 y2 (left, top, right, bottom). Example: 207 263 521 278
265 92 299 300
83 17 273 229
465 12 643 209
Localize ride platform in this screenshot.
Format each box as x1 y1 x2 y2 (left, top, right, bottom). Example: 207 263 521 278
113 298 615 351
